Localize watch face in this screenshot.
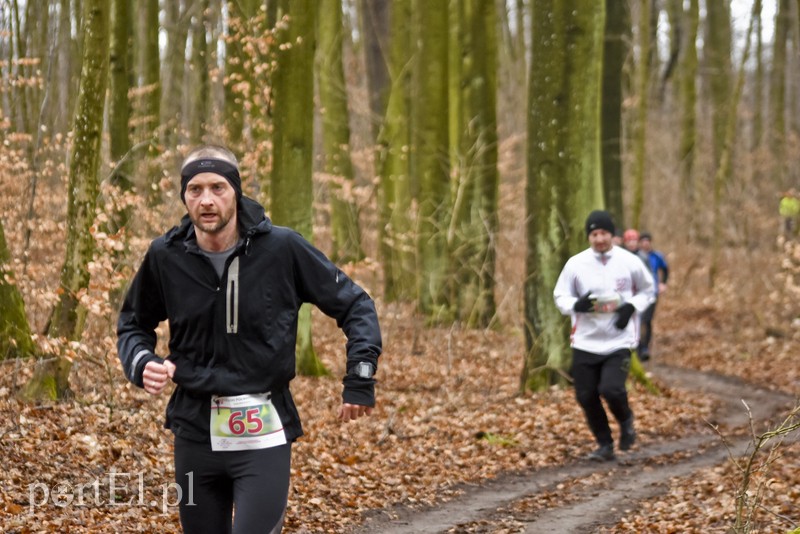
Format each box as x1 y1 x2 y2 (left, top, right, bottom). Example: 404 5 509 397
355 362 373 378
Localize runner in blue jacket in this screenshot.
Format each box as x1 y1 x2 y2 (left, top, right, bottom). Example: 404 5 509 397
637 232 668 361
117 145 382 533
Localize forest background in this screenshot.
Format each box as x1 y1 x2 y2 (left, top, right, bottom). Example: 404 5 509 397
0 0 799 532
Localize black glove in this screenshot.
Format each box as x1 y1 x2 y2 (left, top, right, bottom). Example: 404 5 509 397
573 292 594 313
614 303 635 329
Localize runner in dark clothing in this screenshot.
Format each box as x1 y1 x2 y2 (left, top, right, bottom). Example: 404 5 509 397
117 145 382 533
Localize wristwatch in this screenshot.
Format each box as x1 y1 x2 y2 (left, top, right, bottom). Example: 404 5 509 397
349 362 375 379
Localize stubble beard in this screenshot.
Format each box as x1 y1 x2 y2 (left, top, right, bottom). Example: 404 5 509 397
190 209 234 236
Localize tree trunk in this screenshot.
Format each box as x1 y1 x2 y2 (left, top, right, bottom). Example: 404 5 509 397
0 219 36 360
601 0 628 227
705 0 732 165
377 0 416 302
359 0 390 141
48 0 108 341
659 0 682 100
769 0 791 187
46 0 78 135
450 0 499 327
107 0 134 232
21 357 73 402
41 0 109 400
630 0 650 230
318 0 364 264
135 0 161 205
189 0 211 145
709 0 759 289
413 0 451 322
752 6 764 150
522 0 605 392
679 0 698 240
162 0 191 158
271 0 328 377
9 0 30 136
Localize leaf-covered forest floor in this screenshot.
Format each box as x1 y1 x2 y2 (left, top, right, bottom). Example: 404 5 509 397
2 240 799 533
1 142 799 532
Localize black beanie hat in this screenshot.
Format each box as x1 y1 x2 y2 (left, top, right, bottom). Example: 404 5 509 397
585 210 615 237
180 158 243 203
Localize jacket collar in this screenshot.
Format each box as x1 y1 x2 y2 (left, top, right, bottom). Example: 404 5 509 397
591 245 617 264
164 196 272 247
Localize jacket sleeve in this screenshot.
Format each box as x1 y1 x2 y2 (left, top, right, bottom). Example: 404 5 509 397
628 257 656 312
117 248 168 388
656 252 669 283
553 259 579 316
289 234 382 407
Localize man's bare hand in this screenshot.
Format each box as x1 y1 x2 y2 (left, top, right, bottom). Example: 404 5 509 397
338 403 373 422
142 360 176 395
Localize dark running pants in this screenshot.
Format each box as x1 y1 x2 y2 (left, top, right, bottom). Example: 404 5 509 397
570 348 633 446
174 436 292 534
638 301 657 355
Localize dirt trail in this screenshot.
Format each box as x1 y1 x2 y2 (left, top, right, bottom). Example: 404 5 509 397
351 364 796 534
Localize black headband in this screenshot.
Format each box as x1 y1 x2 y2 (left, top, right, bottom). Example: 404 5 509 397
180 158 242 203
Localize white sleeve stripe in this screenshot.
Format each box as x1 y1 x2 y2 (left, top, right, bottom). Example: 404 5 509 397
130 349 153 375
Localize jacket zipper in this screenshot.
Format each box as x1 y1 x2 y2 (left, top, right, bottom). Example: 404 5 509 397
226 256 240 334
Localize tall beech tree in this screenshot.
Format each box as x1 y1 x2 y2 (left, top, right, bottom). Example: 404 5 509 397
107 0 134 232
709 0 759 289
360 0 390 141
679 0 699 238
317 0 364 264
38 0 109 400
630 0 651 229
189 0 211 145
413 0 451 322
705 0 732 166
271 0 328 376
769 0 791 186
449 0 499 327
522 0 606 391
377 0 416 303
601 0 629 226
135 0 161 204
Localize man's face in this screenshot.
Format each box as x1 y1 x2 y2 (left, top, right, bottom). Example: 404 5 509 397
588 229 613 253
623 238 638 252
184 173 237 234
639 238 652 253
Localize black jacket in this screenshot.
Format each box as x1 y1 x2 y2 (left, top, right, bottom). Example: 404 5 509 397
117 197 382 442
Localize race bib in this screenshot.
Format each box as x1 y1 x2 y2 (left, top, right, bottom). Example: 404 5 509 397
210 392 287 451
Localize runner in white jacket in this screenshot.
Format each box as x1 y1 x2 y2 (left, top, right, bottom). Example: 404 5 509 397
553 210 655 461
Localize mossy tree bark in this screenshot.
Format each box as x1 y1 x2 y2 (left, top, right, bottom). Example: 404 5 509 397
709 0 759 289
107 0 134 236
679 0 699 239
601 0 629 227
705 0 732 166
413 0 451 323
449 0 499 328
359 0 390 141
0 219 36 360
522 0 606 392
630 0 650 230
317 0 364 264
271 0 328 377
769 0 791 187
39 0 109 400
377 0 416 303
